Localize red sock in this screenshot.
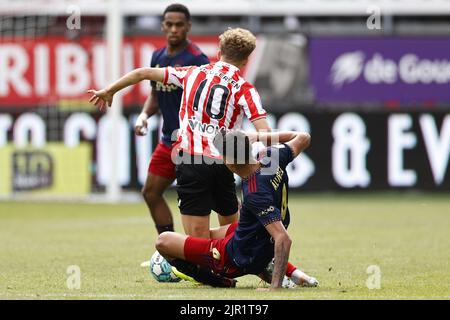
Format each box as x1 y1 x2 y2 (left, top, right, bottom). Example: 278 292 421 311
286 262 297 277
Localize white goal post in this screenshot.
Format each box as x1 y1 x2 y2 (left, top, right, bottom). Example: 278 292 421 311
106 0 123 202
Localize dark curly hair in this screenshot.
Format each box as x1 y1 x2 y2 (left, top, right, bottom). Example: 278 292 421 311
163 3 191 21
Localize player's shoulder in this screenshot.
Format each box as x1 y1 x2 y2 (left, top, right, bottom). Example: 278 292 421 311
186 42 205 57
237 80 257 97
240 80 254 89
185 42 209 66
152 47 166 61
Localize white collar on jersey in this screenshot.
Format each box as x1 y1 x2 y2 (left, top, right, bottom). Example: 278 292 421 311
216 60 241 71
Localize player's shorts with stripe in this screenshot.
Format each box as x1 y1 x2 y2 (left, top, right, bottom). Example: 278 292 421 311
184 222 242 278
148 142 176 180
175 153 239 216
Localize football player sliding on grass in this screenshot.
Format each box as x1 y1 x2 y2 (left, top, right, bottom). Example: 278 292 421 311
154 130 319 290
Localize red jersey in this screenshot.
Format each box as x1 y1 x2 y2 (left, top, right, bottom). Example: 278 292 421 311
163 61 267 158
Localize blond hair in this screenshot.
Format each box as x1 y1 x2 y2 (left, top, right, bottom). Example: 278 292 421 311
219 28 256 63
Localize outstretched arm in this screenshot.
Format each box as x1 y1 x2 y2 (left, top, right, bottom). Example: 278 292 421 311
248 131 311 158
252 118 271 132
87 67 165 111
263 221 292 290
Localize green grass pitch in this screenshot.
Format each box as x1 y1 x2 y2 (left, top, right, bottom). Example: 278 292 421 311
1 192 449 300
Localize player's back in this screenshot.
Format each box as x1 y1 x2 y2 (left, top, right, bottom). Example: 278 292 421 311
225 144 294 275
166 61 266 158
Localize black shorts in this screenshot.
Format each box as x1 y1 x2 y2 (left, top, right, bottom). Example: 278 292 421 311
175 157 239 217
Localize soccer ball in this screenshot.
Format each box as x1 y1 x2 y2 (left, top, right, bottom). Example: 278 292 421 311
149 250 181 282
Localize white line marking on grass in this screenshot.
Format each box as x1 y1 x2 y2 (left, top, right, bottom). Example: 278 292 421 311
1 293 189 299
2 293 450 300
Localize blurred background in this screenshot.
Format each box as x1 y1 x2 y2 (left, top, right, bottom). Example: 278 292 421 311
1 0 449 201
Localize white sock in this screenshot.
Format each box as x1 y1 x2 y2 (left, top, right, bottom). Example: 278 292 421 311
290 269 310 285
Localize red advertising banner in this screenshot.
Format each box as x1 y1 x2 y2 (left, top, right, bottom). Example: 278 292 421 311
0 35 219 107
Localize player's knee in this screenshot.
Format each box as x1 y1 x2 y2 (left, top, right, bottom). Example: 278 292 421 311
141 184 150 200
155 232 172 255
141 185 161 203
218 212 238 226
141 184 151 200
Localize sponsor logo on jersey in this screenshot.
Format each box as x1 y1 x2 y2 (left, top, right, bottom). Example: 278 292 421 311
155 81 179 92
270 167 284 190
257 206 275 217
188 117 225 136
155 64 181 92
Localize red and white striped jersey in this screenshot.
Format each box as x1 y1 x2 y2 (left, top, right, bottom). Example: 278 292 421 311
163 61 267 158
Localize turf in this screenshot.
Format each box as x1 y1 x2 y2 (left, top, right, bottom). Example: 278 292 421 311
0 192 449 300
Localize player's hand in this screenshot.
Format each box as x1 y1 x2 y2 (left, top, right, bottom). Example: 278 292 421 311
134 112 149 136
87 89 114 112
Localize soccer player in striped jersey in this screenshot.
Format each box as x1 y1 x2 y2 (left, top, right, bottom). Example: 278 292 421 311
88 28 271 239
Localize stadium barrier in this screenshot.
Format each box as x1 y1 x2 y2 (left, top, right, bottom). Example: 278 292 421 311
1 35 449 197
1 110 449 197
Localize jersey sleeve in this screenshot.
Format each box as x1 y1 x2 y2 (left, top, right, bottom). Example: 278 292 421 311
238 87 267 122
163 66 193 88
245 192 282 227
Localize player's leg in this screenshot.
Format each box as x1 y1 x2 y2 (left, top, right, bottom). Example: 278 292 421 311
142 173 175 233
285 262 319 287
176 161 214 238
209 223 232 239
153 231 199 283
155 231 187 260
143 142 176 234
181 215 211 239
156 231 236 287
217 213 238 226
208 221 238 239
213 163 239 226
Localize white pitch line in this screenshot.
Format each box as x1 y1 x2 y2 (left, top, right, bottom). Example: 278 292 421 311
1 293 449 300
